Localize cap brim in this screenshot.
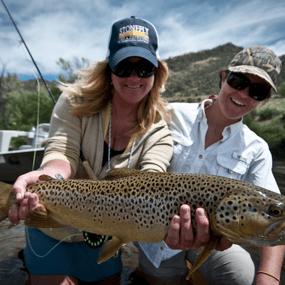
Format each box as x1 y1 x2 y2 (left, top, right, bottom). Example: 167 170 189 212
228 65 277 92
109 46 158 69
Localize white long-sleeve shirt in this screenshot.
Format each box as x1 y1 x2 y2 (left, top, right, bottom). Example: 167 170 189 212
138 100 280 268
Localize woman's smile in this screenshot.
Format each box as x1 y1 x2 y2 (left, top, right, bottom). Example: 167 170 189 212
230 97 245 106
126 84 142 89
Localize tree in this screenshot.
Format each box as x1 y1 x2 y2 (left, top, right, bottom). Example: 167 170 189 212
0 60 24 129
7 86 59 131
57 56 90 83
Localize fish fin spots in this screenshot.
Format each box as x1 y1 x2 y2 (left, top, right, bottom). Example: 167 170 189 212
25 205 64 228
97 237 124 264
38 175 55 182
186 235 219 280
102 168 144 181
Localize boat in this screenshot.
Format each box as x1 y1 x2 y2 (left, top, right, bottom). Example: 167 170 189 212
0 124 49 183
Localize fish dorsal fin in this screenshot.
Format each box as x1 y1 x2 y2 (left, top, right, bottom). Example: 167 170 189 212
97 237 125 264
102 168 144 181
25 205 65 228
185 235 219 280
38 175 55 182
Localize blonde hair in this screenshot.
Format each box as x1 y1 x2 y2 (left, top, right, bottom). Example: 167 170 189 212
58 58 170 137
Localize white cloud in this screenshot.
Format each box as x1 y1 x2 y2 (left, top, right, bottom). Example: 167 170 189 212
1 0 284 78
158 0 285 59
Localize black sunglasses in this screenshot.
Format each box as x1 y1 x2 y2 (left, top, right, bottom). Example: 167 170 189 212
111 59 156 78
227 72 271 101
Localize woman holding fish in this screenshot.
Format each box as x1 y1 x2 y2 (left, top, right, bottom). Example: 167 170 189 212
137 46 285 284
7 16 174 284
7 16 226 285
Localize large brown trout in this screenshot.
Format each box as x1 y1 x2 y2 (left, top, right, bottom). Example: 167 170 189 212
1 169 285 278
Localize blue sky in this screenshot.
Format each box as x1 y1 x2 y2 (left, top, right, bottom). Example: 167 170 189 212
1 0 284 82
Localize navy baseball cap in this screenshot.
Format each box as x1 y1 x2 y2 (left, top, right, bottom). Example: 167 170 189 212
107 16 159 69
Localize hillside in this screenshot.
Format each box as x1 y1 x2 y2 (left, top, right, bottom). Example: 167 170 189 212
22 79 53 93
163 43 285 101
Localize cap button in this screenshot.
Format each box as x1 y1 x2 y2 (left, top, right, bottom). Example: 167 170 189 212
131 16 135 18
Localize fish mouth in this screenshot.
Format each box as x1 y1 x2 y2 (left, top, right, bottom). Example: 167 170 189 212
264 220 285 237
241 221 285 246
216 219 285 247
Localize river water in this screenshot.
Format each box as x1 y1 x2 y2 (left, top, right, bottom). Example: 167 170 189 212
0 162 284 284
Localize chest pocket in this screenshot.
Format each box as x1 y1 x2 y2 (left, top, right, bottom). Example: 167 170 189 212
217 151 250 180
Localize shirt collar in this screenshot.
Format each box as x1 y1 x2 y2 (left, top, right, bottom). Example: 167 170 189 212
198 99 213 122
198 98 244 141
221 118 243 141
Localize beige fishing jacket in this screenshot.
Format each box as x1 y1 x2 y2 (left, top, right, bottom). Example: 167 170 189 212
39 92 173 242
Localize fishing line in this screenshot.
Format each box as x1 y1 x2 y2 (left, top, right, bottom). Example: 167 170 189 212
25 227 82 258
18 42 42 171
1 0 86 259
31 78 41 171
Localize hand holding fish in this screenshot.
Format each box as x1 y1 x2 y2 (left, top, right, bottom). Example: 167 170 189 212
166 204 232 251
8 159 74 224
9 171 42 224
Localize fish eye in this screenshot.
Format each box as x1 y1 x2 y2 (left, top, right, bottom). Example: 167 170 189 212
268 205 282 217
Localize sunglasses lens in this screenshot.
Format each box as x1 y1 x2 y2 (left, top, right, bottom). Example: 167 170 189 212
111 59 155 78
227 73 249 90
249 84 270 101
111 61 132 77
136 60 156 78
227 72 270 101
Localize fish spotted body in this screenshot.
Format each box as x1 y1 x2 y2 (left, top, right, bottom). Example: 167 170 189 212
1 169 285 277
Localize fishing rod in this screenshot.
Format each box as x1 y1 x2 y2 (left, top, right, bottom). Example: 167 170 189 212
1 0 92 170
1 0 56 104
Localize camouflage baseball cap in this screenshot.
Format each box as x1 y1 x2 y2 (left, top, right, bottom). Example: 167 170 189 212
228 46 282 92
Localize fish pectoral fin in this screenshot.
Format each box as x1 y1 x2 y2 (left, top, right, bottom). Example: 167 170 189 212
186 235 219 280
97 237 124 264
25 206 64 228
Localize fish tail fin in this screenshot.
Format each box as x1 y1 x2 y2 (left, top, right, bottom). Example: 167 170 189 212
97 237 124 264
185 235 219 280
0 181 16 222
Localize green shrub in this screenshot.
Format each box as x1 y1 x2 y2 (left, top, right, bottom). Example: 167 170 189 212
258 108 282 121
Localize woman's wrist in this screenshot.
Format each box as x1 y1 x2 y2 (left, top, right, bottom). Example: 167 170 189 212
256 271 280 284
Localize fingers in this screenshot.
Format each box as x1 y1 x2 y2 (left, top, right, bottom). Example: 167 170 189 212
165 205 194 250
8 171 42 224
165 214 181 249
8 203 20 225
165 205 231 252
165 205 211 251
24 192 40 211
193 208 210 250
178 204 195 250
12 172 37 202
